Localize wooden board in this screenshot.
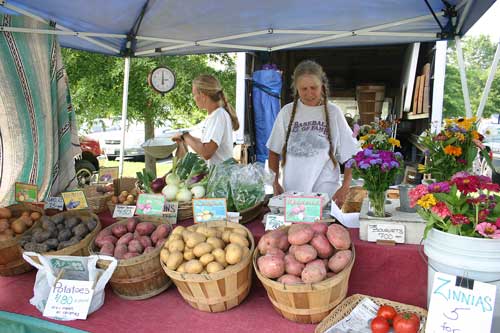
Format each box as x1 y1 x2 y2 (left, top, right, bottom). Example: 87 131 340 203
412 75 421 115
423 63 431 114
417 74 425 114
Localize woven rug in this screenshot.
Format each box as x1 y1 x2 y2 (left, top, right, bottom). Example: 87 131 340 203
0 14 81 205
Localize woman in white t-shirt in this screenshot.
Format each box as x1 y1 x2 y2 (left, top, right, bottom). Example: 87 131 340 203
173 75 239 166
267 60 360 207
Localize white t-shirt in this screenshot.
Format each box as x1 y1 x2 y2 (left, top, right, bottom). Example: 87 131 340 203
200 107 234 166
266 100 360 197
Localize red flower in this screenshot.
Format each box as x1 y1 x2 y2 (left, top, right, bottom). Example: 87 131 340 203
478 209 490 222
451 214 470 225
452 176 480 194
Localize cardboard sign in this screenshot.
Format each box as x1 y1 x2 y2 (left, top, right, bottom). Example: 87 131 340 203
61 191 88 210
43 279 94 320
192 198 227 223
97 167 118 183
163 201 178 225
15 182 38 202
426 272 497 333
112 205 136 218
45 196 64 211
284 196 322 223
367 223 405 243
135 194 165 216
265 214 286 231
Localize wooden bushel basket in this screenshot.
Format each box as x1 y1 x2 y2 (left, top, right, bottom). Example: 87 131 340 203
89 218 172 300
253 242 356 324
239 201 264 224
178 200 193 221
162 221 255 312
82 185 112 214
0 203 44 276
107 177 139 214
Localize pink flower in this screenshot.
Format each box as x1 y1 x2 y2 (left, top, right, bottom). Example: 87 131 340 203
496 217 500 228
476 222 500 239
408 184 429 208
450 214 470 225
431 202 451 218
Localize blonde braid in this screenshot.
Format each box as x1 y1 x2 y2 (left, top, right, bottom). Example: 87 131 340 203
219 91 240 131
322 85 337 168
281 95 299 167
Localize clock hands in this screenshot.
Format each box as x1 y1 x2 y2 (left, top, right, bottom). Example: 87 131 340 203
161 71 165 85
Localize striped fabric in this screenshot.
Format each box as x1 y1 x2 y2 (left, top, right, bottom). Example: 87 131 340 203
0 14 81 205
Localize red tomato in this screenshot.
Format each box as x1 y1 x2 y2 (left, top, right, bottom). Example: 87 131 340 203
371 316 390 333
377 305 397 321
393 312 420 333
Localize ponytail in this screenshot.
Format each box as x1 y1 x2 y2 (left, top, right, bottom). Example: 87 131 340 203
220 91 240 131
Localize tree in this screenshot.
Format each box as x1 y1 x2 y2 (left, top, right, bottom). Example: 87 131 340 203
62 50 236 176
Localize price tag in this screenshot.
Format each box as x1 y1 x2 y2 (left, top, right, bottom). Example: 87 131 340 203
43 279 94 320
135 194 165 216
61 191 88 210
15 182 38 202
113 205 136 218
193 198 227 223
284 196 322 223
97 167 118 183
265 214 286 231
367 223 405 243
163 202 178 225
426 272 496 333
45 196 64 211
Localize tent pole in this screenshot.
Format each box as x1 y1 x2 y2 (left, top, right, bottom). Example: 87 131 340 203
119 56 131 178
455 36 472 117
477 39 500 118
431 41 448 133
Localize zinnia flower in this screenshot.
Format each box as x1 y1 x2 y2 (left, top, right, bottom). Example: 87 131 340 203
409 184 429 207
476 222 500 239
427 182 450 193
431 202 451 218
388 138 400 147
417 193 437 209
444 145 462 157
450 214 470 225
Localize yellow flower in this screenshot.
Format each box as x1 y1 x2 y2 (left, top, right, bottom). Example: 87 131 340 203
454 132 465 142
472 130 480 140
444 145 462 157
388 138 401 147
359 135 370 142
417 193 437 209
417 164 426 173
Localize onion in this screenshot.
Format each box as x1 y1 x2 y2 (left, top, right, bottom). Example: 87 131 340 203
176 187 193 202
162 184 178 201
151 177 166 193
191 185 205 199
166 173 180 186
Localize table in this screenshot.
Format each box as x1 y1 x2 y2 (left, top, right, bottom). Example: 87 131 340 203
0 212 427 333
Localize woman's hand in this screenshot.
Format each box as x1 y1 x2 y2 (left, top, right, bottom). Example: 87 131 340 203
172 134 183 143
332 185 350 208
273 181 284 196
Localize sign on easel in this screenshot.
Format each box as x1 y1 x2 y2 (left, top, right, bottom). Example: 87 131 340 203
15 182 38 202
426 272 497 333
367 223 405 244
284 196 322 223
61 191 88 210
45 196 64 211
192 198 227 223
135 194 165 216
97 167 119 183
112 205 136 218
163 201 178 225
265 214 286 231
43 279 94 320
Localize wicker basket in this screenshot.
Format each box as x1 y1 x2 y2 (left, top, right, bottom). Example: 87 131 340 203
162 221 255 312
89 217 172 300
178 200 193 221
253 230 355 324
107 177 139 214
315 294 428 333
23 210 101 265
0 203 44 276
239 201 264 224
82 185 112 214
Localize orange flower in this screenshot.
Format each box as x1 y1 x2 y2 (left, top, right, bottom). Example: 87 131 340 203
444 145 462 157
472 130 480 140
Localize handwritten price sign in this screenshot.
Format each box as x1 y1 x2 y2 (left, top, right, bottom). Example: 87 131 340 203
426 272 497 333
43 279 94 320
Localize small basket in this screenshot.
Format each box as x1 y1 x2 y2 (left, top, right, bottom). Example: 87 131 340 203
239 201 264 224
107 177 138 214
162 221 255 312
82 185 112 214
0 203 44 276
315 294 428 333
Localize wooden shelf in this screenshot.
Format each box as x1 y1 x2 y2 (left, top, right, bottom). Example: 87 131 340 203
405 112 429 120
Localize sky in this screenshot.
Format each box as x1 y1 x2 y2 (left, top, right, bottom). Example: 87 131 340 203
465 1 500 41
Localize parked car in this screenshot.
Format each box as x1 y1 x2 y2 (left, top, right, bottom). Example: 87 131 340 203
76 136 101 187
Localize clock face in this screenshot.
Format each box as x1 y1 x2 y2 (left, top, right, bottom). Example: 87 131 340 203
149 67 175 93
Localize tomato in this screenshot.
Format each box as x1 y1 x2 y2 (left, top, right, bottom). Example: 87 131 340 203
393 312 420 333
371 316 390 333
377 304 397 322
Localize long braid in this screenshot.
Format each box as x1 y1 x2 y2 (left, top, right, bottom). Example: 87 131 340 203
322 85 337 168
281 95 299 166
219 91 240 131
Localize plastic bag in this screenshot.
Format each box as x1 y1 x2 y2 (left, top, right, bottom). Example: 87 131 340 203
22 252 117 320
230 163 273 211
206 159 239 211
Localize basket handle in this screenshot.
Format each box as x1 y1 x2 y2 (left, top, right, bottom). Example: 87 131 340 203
22 251 44 270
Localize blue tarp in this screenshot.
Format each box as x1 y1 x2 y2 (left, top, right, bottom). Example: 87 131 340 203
252 69 282 163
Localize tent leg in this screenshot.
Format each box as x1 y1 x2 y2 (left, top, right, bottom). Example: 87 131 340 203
235 52 246 144
119 56 131 178
431 41 447 133
477 39 500 118
455 36 472 117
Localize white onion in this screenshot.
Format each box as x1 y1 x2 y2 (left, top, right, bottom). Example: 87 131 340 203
162 184 178 200
191 185 205 199
176 188 193 202
165 173 180 186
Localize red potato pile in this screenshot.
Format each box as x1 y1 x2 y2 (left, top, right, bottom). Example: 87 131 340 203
256 223 352 284
94 218 170 259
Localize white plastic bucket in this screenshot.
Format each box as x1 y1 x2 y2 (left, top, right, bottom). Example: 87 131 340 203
424 228 500 331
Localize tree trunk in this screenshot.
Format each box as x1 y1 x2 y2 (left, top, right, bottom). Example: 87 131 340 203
144 116 157 178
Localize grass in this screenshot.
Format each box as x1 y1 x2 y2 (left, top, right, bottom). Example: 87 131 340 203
99 158 172 178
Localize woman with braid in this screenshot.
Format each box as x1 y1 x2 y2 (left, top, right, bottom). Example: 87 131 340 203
172 74 239 166
266 60 360 207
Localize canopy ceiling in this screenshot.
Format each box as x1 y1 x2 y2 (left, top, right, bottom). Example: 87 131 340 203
0 0 495 57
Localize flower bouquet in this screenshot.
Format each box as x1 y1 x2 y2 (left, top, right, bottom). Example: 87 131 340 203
346 149 403 217
417 117 492 182
355 119 401 150
409 172 500 239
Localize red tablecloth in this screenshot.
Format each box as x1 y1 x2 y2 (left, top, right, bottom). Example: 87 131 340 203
0 212 427 333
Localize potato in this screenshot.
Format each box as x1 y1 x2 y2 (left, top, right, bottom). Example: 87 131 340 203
0 207 12 219
120 191 129 197
288 224 314 245
176 262 186 273
206 236 225 249
168 239 185 252
221 230 232 243
257 229 287 255
138 235 153 249
166 251 184 270
11 218 27 234
151 224 170 244
278 274 303 285
212 248 227 267
257 254 285 279
266 248 285 259
311 222 328 235
229 233 249 248
326 224 351 250
301 260 327 283
231 228 247 237
57 229 73 243
160 248 170 263
185 259 204 274
193 242 213 257
0 231 14 241
0 220 9 233
114 244 128 259
169 234 182 242
206 261 224 273
284 254 304 276
72 224 89 238
111 196 119 204
112 224 128 238
310 233 334 259
126 217 139 233
172 225 185 235
225 243 243 265
116 232 134 246
199 253 215 266
100 243 115 256
21 211 30 218
195 225 210 237
136 222 156 236
30 211 42 221
183 248 195 261
128 239 144 254
185 232 206 248
293 244 317 264
328 250 353 273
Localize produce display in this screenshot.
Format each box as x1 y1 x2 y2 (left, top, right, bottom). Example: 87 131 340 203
0 207 42 240
93 217 170 259
371 304 420 333
20 213 99 252
110 190 138 205
161 223 251 274
256 223 353 284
